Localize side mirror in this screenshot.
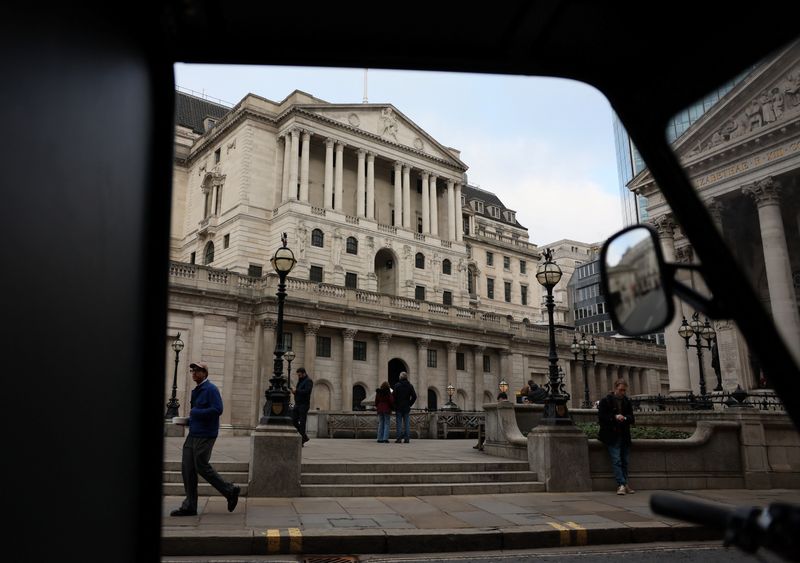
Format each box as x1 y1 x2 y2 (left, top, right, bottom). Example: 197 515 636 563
600 225 674 336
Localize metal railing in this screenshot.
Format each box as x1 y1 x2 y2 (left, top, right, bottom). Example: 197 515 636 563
632 387 784 412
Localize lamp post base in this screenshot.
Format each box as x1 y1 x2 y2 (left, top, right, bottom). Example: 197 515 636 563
527 424 591 491
249 424 302 497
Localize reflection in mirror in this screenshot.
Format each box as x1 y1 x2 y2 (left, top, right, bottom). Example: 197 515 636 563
604 227 669 335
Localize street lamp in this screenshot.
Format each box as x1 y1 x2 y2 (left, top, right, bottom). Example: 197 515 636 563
165 332 184 419
571 331 597 408
678 311 716 400
261 233 297 426
498 380 509 395
442 383 460 411
536 248 572 424
284 349 296 390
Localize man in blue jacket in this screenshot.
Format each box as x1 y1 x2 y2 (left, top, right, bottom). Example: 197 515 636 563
170 361 241 517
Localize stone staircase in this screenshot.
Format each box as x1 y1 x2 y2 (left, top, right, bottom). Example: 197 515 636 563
162 460 250 497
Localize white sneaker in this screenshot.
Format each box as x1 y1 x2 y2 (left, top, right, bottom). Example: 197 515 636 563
624 484 636 494
616 485 626 495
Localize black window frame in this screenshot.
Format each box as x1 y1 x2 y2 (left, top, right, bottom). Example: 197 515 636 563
353 340 367 361
415 252 425 269
309 265 323 283
483 355 491 373
442 259 451 275
345 272 358 289
311 228 324 247
415 285 426 301
346 236 358 254
504 281 512 303
427 349 437 368
487 277 494 299
456 352 465 371
248 264 263 277
316 335 332 358
442 290 452 305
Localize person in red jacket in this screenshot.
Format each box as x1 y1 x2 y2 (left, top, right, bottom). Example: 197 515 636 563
375 381 394 443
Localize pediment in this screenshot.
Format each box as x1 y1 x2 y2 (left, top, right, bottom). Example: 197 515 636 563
299 104 466 168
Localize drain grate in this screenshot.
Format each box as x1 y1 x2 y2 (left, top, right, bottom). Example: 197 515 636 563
302 557 358 563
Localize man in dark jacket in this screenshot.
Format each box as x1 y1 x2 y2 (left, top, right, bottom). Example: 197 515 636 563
392 372 417 443
527 380 548 403
171 361 240 516
291 367 313 444
598 378 635 495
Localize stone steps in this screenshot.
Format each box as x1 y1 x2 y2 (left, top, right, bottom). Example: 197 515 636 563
300 481 545 497
301 470 537 485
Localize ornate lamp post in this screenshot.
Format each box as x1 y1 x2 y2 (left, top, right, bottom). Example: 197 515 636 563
442 383 460 411
678 312 716 399
261 233 297 426
284 349 296 390
165 333 184 419
498 379 509 395
571 331 598 408
536 248 572 424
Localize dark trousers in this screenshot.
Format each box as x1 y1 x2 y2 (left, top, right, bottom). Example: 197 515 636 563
180 435 235 512
293 404 310 438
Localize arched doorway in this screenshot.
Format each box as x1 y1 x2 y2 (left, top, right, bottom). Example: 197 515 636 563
374 248 398 295
388 358 407 387
427 388 438 411
352 384 367 411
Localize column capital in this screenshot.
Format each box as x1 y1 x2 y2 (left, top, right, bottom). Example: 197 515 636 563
301 130 312 140
651 214 675 238
499 348 511 357
706 196 725 227
262 318 277 330
420 171 430 179
743 177 781 206
357 148 367 157
447 341 459 352
304 322 321 336
378 333 392 344
342 328 358 340
417 338 431 349
447 179 455 188
366 152 376 161
394 161 403 170
473 345 485 354
674 244 694 264
335 141 346 151
325 138 335 148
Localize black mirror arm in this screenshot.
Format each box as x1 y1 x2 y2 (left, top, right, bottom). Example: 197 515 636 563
663 264 727 319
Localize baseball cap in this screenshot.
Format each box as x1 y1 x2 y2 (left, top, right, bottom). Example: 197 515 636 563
189 361 208 372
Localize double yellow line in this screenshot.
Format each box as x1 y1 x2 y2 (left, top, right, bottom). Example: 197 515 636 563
264 528 302 553
547 521 587 546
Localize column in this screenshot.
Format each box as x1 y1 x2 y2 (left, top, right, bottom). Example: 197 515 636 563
511 352 524 392
455 183 464 242
299 130 311 202
472 346 485 410
447 342 458 404
429 174 439 236
334 142 344 211
366 153 375 220
324 139 334 209
281 135 291 202
393 162 402 227
341 329 357 411
221 316 238 425
421 172 430 233
499 349 510 386
417 338 430 409
188 313 205 410
304 323 319 378
377 333 391 391
289 129 300 200
743 178 800 363
356 149 366 217
252 319 276 426
447 180 456 241
653 215 692 394
402 166 411 229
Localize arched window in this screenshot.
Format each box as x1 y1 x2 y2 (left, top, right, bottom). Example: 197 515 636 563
442 259 451 275
311 228 324 247
204 241 215 265
346 236 358 255
415 252 425 269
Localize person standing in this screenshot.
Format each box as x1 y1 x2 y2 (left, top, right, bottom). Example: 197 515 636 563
291 367 313 445
392 372 417 443
598 378 636 495
374 381 394 443
171 361 240 517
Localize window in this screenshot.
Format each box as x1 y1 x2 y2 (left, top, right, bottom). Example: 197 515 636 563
311 228 324 247
204 190 211 218
468 271 475 295
504 281 511 303
214 185 222 215
417 217 423 233
521 284 528 306
346 236 358 254
520 260 526 274
456 352 465 370
415 252 425 269
310 265 323 283
214 148 220 164
345 272 357 288
248 264 262 277
462 214 470 235
597 302 605 314
203 241 214 264
442 259 451 275
189 251 196 265
282 333 293 351
416 178 422 193
487 278 494 299
415 285 426 301
316 335 331 357
503 256 510 270
223 233 230 249
427 349 437 368
483 355 491 373
443 290 452 305
353 341 367 361
486 251 493 266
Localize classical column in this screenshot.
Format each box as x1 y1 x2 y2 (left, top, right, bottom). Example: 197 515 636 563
377 333 391 391
417 338 430 409
447 180 456 241
188 313 205 411
334 142 344 211
472 346 485 410
299 130 311 202
429 175 439 236
356 149 366 217
393 162 403 227
447 342 458 403
454 183 463 242
324 139 334 209
653 215 692 394
366 153 375 220
281 135 291 202
253 319 276 426
743 178 800 363
499 349 510 388
402 166 411 229
289 129 300 200
341 329 357 411
221 316 238 425
421 172 430 233
304 323 319 378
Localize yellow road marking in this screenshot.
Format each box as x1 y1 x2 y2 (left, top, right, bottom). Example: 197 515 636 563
288 527 302 553
265 529 280 553
547 521 571 546
566 521 588 545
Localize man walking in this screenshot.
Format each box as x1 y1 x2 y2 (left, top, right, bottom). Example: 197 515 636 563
291 367 313 445
598 378 635 495
171 361 240 516
393 372 417 443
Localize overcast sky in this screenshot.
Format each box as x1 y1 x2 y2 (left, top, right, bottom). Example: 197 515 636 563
174 64 622 246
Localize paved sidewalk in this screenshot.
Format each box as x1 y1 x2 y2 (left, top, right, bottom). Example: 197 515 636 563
162 436 800 556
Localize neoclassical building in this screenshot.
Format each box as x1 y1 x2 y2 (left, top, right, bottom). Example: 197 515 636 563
167 89 667 432
630 41 800 395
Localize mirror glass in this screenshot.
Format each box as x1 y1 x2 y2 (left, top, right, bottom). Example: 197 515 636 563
604 227 669 335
